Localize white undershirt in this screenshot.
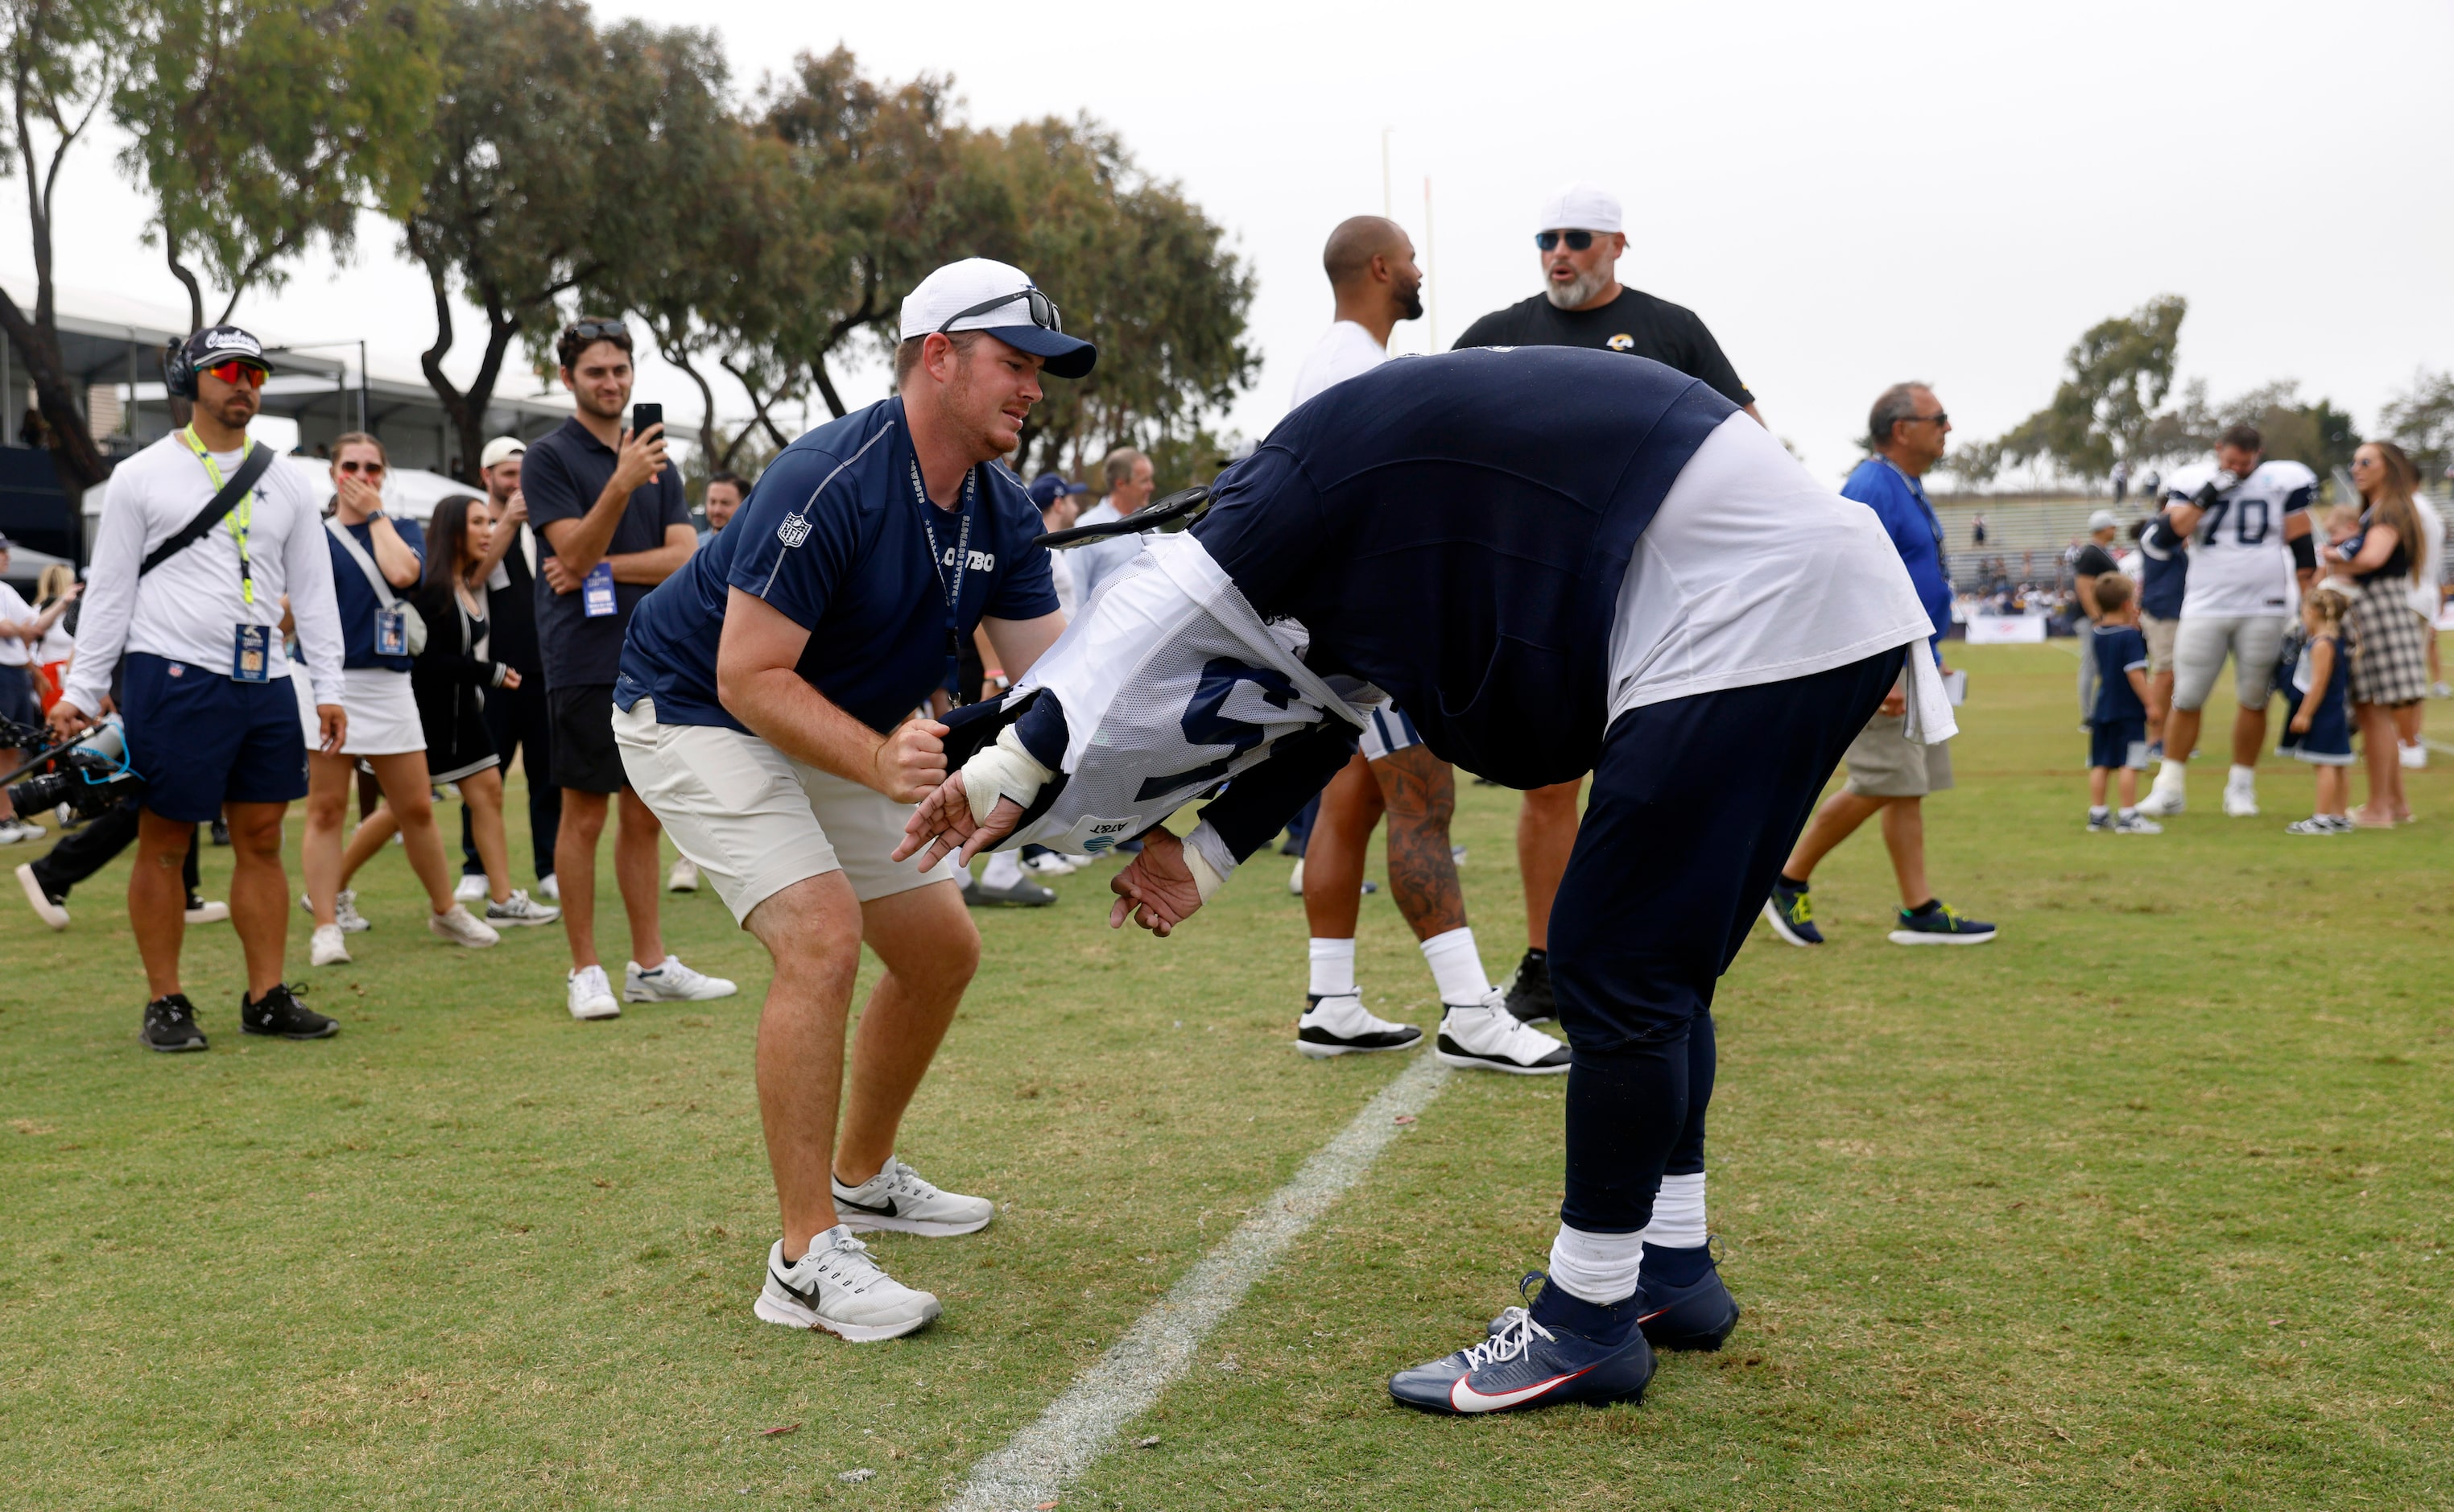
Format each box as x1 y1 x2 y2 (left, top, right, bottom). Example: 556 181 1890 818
1607 412 1938 720
1290 320 1389 409
0 583 34 667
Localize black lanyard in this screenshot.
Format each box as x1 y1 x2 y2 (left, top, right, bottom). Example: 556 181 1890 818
908 455 976 692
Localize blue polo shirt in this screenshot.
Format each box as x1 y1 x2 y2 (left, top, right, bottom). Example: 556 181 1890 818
324 516 426 671
616 398 1058 734
1840 456 1950 654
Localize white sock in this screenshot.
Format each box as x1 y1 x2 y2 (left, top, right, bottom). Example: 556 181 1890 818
1547 1223 1645 1306
2229 763 2258 788
981 850 1025 889
1419 926 1491 1006
1308 937 1356 998
2154 758 2187 787
1635 1172 1708 1250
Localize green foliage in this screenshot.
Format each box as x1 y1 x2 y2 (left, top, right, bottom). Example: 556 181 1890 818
113 0 448 331
2137 378 2362 478
1995 294 2186 481
2381 368 2454 481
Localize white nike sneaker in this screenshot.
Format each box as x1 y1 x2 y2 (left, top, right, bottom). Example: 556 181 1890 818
567 965 620 1020
2222 782 2260 818
831 1156 995 1237
624 955 738 1002
309 922 351 966
1435 991 1571 1075
336 889 370 933
428 903 501 948
184 898 230 925
535 874 560 903
754 1227 942 1341
1022 849 1080 876
452 873 488 904
667 857 699 893
1295 992 1423 1057
484 889 560 927
2136 777 2186 817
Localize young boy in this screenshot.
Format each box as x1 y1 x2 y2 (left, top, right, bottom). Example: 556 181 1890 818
2086 572 2160 834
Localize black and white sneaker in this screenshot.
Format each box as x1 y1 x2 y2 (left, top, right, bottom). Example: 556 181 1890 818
754 1227 943 1341
241 982 338 1039
1502 948 1555 1024
140 994 209 1053
1295 992 1423 1057
1436 990 1571 1075
831 1156 994 1237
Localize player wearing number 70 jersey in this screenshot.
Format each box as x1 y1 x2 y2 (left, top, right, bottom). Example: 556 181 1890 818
2138 422 2316 819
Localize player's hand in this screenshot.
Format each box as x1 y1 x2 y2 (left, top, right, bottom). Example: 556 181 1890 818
1879 688 1907 717
316 704 347 756
892 771 1024 866
44 699 92 742
541 556 580 595
1109 828 1202 938
612 424 667 493
870 717 948 804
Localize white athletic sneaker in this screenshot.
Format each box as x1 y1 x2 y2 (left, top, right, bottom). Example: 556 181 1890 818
309 922 352 966
2400 740 2427 770
566 965 620 1021
536 874 560 903
624 955 737 1002
484 889 560 927
1435 991 1571 1075
452 873 489 903
754 1228 942 1341
17 861 68 931
831 1156 996 1237
2136 773 2186 817
668 857 700 893
300 889 374 932
2222 781 2260 818
184 899 230 924
1295 992 1423 1057
0 816 43 845
1022 849 1080 876
1287 857 1305 895
428 903 501 948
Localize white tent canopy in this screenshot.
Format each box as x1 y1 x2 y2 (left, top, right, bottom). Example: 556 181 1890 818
84 454 480 527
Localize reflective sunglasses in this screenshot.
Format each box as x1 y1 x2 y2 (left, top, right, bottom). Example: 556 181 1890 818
1534 229 1604 253
937 287 1064 336
336 458 386 476
204 360 268 389
565 318 629 342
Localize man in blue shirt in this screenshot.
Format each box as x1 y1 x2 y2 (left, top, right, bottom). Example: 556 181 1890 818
2129 516 2187 752
1765 382 1997 948
614 258 1085 1345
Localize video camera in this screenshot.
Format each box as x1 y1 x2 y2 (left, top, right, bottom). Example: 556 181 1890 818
1 715 143 824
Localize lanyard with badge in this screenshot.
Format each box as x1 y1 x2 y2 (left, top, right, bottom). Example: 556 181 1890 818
908 454 976 698
179 425 272 682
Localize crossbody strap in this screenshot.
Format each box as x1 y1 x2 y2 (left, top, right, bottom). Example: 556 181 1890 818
324 516 399 606
139 443 275 578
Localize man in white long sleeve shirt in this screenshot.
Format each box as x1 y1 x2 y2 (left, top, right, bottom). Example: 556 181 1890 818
48 325 349 1052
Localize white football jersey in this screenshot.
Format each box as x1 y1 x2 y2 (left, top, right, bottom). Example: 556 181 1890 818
2163 459 2316 618
997 533 1376 857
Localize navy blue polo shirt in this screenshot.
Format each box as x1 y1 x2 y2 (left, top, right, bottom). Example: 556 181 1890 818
523 415 695 690
324 516 426 671
616 398 1058 735
2139 543 2186 619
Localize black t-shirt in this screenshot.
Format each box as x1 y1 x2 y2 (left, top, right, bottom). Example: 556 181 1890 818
1451 288 1754 407
522 415 694 690
2073 542 2118 583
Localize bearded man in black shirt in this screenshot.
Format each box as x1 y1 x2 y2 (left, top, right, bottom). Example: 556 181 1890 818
1453 181 1764 1022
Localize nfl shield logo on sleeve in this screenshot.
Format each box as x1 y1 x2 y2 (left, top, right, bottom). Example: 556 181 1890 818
776 512 811 547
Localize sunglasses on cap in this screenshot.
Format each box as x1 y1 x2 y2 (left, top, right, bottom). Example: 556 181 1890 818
204 360 267 389
1535 230 1609 253
566 318 629 341
937 287 1064 337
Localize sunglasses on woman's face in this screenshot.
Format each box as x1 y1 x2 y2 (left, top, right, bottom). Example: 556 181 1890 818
337 460 385 477
1535 229 1601 253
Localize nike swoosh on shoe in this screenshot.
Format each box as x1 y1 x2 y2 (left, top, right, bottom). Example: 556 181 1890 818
769 1266 818 1305
835 1195 900 1218
1448 1365 1596 1413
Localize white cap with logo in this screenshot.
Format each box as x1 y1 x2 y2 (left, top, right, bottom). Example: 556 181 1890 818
480 436 527 471
1537 182 1623 235
897 258 1097 379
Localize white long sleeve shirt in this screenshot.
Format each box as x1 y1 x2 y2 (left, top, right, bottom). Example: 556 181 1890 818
63 432 345 717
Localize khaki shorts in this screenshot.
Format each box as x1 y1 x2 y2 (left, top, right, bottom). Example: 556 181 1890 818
613 697 958 924
2138 611 2179 675
1841 710 1954 798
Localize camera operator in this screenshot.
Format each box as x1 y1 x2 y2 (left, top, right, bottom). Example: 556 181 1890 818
49 325 348 1052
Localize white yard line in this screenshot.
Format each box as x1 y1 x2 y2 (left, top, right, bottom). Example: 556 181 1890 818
942 1051 1453 1512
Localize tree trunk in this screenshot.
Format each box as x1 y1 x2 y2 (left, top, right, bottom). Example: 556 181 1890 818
0 289 111 494
808 353 849 419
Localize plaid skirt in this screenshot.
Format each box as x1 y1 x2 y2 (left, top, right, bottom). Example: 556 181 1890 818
2347 574 2431 705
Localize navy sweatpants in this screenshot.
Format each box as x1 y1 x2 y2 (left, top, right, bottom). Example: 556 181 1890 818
1550 648 1902 1235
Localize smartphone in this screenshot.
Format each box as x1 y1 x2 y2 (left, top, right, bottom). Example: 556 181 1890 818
630 402 663 440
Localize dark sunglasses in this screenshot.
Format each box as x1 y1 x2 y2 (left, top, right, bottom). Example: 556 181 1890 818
204 360 267 388
1534 230 1603 253
565 319 629 342
337 459 386 476
1909 411 1950 427
937 287 1064 336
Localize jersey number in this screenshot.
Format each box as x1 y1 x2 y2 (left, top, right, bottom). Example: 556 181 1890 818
1134 658 1298 801
2198 497 2270 546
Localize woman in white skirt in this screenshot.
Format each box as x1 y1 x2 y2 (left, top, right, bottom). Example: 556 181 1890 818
298 433 499 964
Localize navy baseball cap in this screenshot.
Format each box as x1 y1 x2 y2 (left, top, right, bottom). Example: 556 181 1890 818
176 324 271 374
1027 473 1090 509
899 259 1097 380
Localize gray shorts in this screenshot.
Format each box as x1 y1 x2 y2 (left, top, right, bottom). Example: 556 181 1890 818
1842 711 1954 798
2171 615 2286 712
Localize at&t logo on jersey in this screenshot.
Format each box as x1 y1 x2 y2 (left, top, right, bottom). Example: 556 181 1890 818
776 511 812 547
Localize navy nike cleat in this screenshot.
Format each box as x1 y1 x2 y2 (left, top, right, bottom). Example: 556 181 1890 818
1391 1275 1655 1416
1762 878 1822 946
1636 1262 1741 1352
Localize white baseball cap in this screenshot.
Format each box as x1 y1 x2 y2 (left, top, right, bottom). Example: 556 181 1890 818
2088 509 2121 532
898 258 1097 379
480 436 527 470
1537 182 1623 235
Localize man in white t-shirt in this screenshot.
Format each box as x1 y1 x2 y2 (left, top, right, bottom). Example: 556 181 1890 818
1288 216 1420 408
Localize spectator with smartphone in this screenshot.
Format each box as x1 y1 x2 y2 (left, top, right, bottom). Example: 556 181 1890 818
454 436 560 906
521 317 733 1019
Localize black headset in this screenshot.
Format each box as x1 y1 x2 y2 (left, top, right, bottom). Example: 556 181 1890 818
161 338 200 401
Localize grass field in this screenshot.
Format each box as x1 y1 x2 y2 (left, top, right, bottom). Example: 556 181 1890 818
2 642 2449 1510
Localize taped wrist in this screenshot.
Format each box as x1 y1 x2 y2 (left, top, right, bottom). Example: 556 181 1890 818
961 725 1055 826
1183 820 1237 903
2289 534 2317 572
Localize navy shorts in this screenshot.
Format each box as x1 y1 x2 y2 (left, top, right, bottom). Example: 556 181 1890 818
120 653 310 823
0 662 37 727
2088 717 2148 770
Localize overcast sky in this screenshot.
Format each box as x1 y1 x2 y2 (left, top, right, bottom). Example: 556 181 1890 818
9 0 2450 483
